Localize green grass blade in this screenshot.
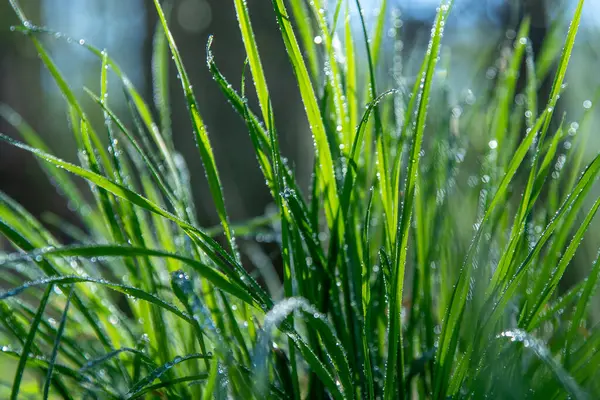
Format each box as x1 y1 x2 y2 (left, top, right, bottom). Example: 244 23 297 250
527 280 585 331
1 349 112 398
85 88 179 210
0 213 126 356
257 298 346 400
270 0 340 228
151 0 173 148
287 0 318 81
10 284 53 400
0 105 97 230
233 0 272 125
125 354 209 399
0 275 195 325
152 0 238 259
307 0 349 143
128 374 208 400
3 244 254 306
79 348 157 373
490 151 600 330
386 4 450 398
0 132 271 308
566 251 600 365
497 330 588 399
344 4 358 142
42 285 73 400
434 106 549 398
493 17 530 152
206 38 275 194
526 195 600 324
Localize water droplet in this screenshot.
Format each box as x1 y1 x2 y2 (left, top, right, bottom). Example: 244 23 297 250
485 67 497 80
313 36 323 44
583 100 592 109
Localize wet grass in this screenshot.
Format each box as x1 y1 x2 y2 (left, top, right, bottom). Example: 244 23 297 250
1 0 599 398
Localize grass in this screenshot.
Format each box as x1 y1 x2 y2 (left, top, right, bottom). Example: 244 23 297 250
0 0 599 398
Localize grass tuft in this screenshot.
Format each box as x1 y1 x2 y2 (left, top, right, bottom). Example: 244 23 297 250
1 0 599 398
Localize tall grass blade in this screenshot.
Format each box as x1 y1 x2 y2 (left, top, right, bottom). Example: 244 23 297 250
151 0 238 258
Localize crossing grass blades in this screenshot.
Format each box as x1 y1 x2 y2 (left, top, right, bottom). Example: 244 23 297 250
1 0 599 398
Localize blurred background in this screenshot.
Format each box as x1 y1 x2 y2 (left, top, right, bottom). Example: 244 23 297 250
1 0 599 252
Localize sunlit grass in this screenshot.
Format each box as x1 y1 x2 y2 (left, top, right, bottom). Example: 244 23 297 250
1 0 599 398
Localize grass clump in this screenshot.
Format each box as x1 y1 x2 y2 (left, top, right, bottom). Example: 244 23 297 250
1 0 599 398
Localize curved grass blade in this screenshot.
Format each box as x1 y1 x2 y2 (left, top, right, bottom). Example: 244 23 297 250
152 0 238 259
128 374 209 400
206 37 275 195
0 214 127 357
0 132 271 308
541 0 584 135
341 89 397 218
85 88 179 211
12 23 185 202
5 244 253 305
0 275 193 324
125 353 209 399
79 348 156 373
0 105 97 230
10 27 111 173
270 0 340 228
42 285 73 400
